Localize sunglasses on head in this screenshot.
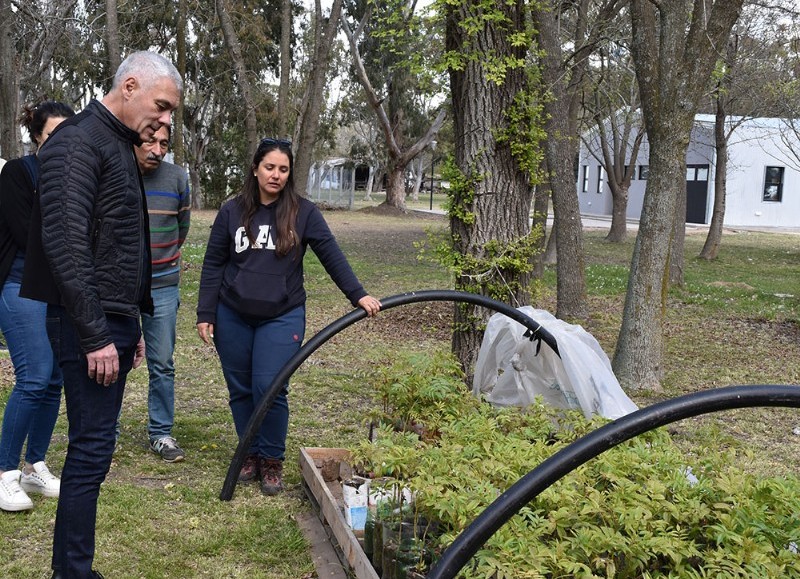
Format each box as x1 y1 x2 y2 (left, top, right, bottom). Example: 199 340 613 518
260 137 292 148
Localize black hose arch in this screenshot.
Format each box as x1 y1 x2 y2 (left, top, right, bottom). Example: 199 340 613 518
427 384 800 579
220 289 560 501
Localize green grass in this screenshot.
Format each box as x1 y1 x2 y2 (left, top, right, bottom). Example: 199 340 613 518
1 210 799 577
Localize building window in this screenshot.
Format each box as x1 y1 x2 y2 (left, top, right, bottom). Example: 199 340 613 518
596 166 604 193
638 165 649 180
686 165 709 181
763 166 784 202
581 165 589 193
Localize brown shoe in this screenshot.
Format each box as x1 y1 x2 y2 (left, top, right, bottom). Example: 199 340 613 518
260 458 284 496
238 454 259 483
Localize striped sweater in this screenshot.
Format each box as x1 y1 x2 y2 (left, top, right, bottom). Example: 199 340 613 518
143 161 191 288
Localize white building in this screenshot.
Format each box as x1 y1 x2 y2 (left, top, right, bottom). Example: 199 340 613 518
577 115 800 228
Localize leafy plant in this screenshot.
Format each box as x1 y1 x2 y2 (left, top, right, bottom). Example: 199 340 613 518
354 352 800 578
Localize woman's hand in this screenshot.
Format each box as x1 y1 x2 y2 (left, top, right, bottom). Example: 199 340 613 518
357 295 382 317
197 322 215 345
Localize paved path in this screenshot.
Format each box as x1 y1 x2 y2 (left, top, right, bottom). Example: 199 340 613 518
415 208 800 235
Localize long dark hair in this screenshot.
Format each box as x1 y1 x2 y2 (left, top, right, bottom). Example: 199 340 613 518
19 100 75 147
239 139 299 258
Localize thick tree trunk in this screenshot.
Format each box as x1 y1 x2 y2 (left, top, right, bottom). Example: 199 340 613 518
294 0 343 196
384 165 407 210
447 0 532 378
0 0 18 158
613 130 688 391
613 0 743 391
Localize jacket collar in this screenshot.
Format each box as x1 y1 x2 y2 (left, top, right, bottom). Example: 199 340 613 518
86 99 143 146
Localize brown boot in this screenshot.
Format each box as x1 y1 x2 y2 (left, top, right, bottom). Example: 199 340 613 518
238 454 260 484
260 458 284 496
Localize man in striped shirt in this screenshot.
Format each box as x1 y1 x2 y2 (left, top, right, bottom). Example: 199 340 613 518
134 125 191 462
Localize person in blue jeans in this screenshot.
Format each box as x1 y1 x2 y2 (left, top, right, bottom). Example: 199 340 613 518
131 124 191 462
196 138 381 495
20 51 182 579
0 101 74 512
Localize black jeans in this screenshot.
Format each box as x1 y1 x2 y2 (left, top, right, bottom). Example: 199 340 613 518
47 306 140 578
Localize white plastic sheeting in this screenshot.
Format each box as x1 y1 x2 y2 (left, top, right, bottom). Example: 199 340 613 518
472 307 638 420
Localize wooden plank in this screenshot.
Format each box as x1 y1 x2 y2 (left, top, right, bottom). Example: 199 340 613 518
296 510 350 579
299 447 379 579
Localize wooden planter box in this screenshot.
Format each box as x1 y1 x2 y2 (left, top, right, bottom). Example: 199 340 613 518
299 447 379 579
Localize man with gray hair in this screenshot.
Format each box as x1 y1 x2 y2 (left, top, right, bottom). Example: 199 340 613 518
21 50 182 579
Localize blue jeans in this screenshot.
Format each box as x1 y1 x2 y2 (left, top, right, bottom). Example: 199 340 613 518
140 285 179 442
48 306 140 578
214 301 305 461
0 279 62 471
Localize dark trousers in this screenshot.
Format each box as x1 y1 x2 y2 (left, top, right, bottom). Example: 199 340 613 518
213 302 305 461
47 305 140 578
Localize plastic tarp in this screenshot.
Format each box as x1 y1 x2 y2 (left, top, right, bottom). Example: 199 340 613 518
472 307 638 420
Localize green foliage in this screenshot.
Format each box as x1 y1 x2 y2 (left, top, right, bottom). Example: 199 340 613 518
496 67 547 178
354 352 800 578
435 0 535 85
418 207 543 304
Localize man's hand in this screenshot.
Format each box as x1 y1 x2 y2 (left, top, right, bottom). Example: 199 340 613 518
87 343 119 386
133 336 146 369
197 322 214 345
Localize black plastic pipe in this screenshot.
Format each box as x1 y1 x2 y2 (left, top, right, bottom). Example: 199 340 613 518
426 384 800 579
220 289 559 501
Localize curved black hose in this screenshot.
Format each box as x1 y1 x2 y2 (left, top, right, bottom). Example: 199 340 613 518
220 289 559 501
426 384 800 579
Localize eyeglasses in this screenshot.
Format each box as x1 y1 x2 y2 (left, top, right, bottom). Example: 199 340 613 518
259 137 292 148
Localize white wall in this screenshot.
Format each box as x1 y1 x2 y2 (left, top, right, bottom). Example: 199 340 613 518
577 116 800 229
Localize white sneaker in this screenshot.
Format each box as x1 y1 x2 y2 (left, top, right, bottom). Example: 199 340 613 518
19 461 60 498
0 470 34 511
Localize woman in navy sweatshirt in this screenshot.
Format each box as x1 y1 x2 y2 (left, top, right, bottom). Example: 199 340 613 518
197 138 381 495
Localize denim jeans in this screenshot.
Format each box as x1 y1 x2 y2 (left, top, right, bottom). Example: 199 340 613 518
140 285 179 442
48 306 140 578
213 301 304 460
0 279 62 471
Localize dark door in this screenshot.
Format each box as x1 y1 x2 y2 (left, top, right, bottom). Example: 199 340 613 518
686 164 709 224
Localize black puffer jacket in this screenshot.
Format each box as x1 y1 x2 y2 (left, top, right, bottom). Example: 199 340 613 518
20 99 152 353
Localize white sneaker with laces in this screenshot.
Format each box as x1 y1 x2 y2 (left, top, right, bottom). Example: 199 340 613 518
0 470 34 511
19 461 60 498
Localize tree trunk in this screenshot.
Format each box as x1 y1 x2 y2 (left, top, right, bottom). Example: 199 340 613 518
173 0 187 167
700 84 729 260
670 180 687 286
606 182 629 242
277 0 292 137
294 0 343 196
385 165 407 210
216 0 258 157
446 0 533 377
613 0 744 391
531 161 551 279
534 3 587 320
0 0 18 158
105 0 121 74
613 130 688 391
342 12 446 211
